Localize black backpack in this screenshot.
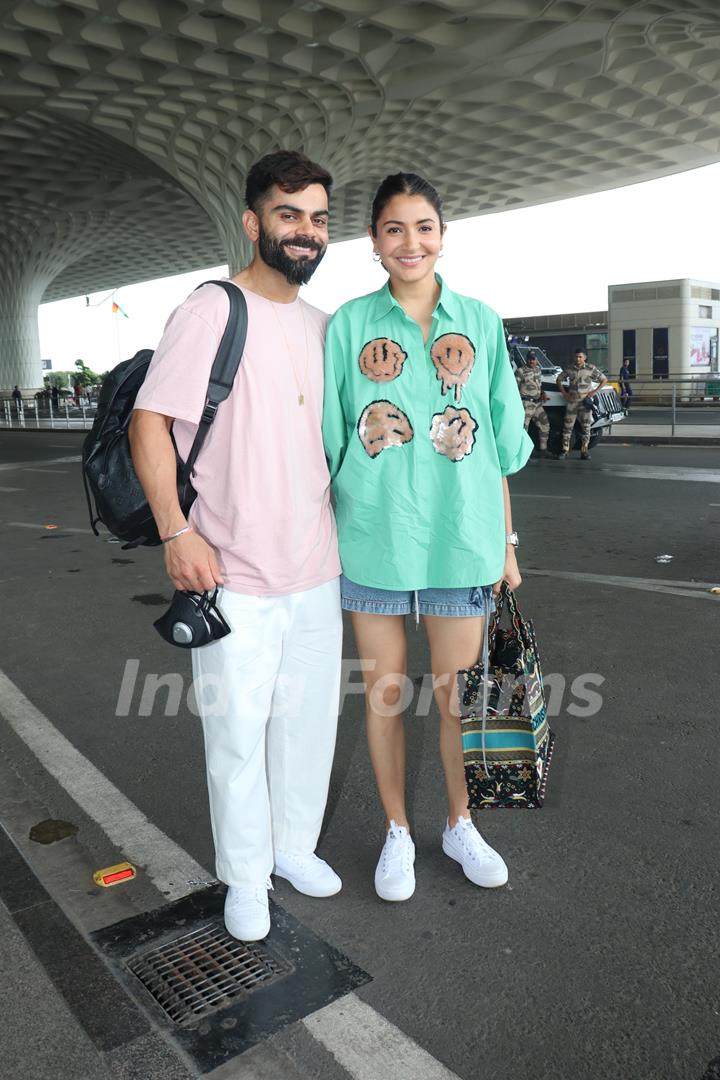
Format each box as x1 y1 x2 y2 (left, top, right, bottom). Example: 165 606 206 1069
82 280 248 549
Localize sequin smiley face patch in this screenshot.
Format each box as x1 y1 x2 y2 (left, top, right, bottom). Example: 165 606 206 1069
430 405 477 461
430 333 476 402
358 400 414 458
358 338 408 383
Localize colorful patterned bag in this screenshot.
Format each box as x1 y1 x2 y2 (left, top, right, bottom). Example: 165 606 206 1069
458 585 554 809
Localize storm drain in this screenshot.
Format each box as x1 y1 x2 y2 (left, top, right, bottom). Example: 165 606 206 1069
127 922 292 1025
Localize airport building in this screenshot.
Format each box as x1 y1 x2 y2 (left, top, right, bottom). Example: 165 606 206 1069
505 278 720 379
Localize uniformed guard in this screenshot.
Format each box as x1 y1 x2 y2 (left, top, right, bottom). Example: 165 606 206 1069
556 348 607 459
515 351 551 458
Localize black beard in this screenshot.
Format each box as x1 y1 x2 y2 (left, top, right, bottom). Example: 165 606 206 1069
258 226 326 286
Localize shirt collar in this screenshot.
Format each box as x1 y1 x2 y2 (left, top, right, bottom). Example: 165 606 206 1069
369 275 459 323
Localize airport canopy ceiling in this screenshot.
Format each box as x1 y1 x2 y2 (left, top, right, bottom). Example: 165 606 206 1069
1 0 720 306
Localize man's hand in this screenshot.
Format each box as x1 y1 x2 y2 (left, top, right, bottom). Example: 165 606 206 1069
493 547 522 595
164 530 224 593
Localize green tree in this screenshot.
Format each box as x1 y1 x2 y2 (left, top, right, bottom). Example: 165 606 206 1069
74 359 101 386
45 371 73 389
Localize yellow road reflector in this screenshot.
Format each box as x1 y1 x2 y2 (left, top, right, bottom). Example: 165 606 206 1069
45 524 59 530
710 587 720 595
93 862 136 887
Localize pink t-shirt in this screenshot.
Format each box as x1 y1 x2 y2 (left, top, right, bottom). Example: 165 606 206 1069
135 281 341 596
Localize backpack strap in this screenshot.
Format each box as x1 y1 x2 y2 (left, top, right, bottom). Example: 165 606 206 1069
180 280 248 487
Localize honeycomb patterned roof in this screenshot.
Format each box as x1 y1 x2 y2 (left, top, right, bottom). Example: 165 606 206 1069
2 0 719 302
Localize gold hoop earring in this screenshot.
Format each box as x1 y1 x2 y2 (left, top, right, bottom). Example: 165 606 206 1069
372 251 382 262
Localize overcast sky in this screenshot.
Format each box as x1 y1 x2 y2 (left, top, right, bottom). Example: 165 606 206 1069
39 161 720 373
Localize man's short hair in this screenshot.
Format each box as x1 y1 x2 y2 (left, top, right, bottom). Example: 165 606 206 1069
575 348 586 355
245 151 333 213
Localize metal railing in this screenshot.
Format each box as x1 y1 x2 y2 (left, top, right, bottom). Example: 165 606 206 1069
1 395 97 430
610 375 720 437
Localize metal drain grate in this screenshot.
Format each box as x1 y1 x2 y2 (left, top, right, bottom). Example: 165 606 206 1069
127 922 292 1025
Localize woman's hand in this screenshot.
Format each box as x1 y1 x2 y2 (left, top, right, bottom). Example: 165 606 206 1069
493 546 522 596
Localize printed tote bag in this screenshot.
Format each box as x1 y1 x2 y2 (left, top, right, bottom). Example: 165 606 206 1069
458 585 554 808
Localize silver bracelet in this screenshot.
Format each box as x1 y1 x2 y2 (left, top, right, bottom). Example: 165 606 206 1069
161 525 191 544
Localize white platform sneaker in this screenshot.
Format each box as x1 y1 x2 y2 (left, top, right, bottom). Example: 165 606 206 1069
273 851 342 897
374 820 416 902
442 816 508 888
224 878 272 941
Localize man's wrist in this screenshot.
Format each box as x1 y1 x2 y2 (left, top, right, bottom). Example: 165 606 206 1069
161 525 192 545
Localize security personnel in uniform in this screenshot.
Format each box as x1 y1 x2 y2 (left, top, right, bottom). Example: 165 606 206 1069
515 351 551 458
556 348 607 460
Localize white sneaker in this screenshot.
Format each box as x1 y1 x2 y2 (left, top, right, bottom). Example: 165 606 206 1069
224 879 271 941
442 816 508 888
374 820 415 902
273 851 342 897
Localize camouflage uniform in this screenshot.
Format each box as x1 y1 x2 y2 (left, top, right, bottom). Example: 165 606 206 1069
558 362 605 453
515 366 549 450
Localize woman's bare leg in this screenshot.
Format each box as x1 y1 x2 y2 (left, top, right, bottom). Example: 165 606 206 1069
350 612 409 829
424 614 484 826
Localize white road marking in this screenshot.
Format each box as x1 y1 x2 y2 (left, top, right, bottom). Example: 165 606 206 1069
5 521 94 533
0 670 464 1080
525 568 719 600
512 493 571 499
0 669 212 900
0 455 81 472
0 487 22 493
599 463 720 483
23 468 68 474
304 993 461 1080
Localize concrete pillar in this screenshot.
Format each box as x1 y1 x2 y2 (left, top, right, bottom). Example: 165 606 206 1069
0 279 45 392
635 327 653 378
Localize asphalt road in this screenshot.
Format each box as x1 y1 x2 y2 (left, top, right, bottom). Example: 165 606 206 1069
1 429 719 1080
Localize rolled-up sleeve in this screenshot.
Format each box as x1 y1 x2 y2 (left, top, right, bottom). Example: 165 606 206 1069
487 312 533 476
322 311 351 483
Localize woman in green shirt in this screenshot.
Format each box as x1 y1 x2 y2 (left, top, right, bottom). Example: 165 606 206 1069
323 173 533 903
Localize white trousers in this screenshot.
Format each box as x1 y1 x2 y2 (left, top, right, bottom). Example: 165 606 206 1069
191 576 343 886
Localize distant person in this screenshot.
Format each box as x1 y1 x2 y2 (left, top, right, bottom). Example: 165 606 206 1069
515 351 551 457
11 385 22 417
556 349 607 460
619 361 633 414
51 385 60 411
73 382 82 406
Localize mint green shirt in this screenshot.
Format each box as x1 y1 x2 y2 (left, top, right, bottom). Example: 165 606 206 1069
322 277 533 590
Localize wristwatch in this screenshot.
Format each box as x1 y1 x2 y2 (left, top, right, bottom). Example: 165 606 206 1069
506 531 519 547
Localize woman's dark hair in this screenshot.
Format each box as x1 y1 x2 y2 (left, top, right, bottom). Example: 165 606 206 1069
370 172 444 236
245 150 333 213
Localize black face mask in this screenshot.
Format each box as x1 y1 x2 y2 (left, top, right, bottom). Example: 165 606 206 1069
153 589 231 649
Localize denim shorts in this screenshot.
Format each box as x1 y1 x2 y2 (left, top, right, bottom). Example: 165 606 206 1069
340 575 495 619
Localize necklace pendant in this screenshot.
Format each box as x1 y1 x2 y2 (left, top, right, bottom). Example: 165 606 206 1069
298 393 304 405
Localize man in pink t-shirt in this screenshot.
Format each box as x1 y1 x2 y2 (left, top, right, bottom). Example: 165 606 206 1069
129 151 343 942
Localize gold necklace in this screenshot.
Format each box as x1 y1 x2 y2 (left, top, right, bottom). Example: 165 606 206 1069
268 298 310 406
